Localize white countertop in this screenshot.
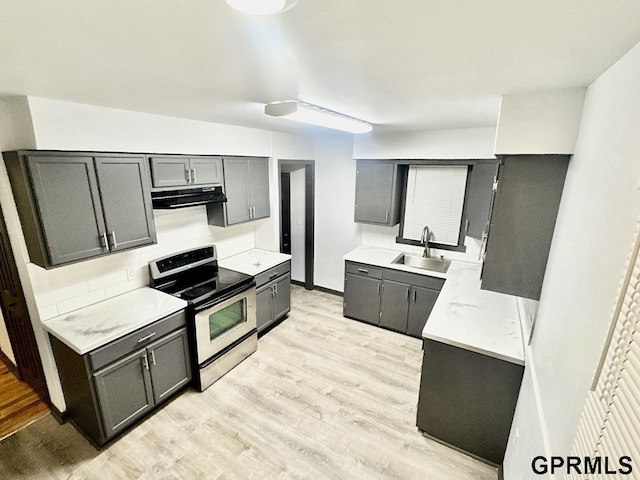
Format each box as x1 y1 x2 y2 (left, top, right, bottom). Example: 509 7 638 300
423 261 524 365
43 287 188 355
343 246 447 279
343 246 524 365
219 249 291 276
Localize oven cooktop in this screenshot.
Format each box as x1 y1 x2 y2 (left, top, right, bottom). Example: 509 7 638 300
160 266 253 303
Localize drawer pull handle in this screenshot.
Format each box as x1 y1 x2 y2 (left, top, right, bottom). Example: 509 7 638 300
269 273 278 279
142 355 149 370
413 290 417 302
137 332 157 343
357 268 369 274
150 350 156 366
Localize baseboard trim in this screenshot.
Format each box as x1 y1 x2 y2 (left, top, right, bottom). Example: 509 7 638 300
49 403 68 424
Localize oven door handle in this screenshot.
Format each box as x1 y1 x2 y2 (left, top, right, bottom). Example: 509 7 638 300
193 281 256 313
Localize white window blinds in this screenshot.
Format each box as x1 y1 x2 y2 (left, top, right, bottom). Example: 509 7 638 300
402 165 468 246
570 217 640 478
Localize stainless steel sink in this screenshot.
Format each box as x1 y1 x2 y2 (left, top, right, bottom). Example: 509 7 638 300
393 254 450 273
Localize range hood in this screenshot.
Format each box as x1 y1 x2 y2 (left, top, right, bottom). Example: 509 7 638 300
151 185 227 209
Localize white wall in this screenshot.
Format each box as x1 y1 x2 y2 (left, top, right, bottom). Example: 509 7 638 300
0 97 315 411
289 167 306 282
505 39 640 475
314 133 360 291
353 127 497 159
494 88 586 155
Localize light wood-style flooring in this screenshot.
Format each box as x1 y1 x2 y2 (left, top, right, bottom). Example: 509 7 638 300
0 286 497 479
0 358 49 441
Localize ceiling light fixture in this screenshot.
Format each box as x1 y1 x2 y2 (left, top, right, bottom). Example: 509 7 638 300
264 101 373 134
225 0 293 16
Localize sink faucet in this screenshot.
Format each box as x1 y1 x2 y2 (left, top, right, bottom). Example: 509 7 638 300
421 226 430 258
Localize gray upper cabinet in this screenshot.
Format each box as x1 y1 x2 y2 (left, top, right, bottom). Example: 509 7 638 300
4 151 156 268
95 156 156 252
149 155 223 189
354 160 404 226
26 155 108 266
464 161 499 240
481 154 570 300
207 157 270 227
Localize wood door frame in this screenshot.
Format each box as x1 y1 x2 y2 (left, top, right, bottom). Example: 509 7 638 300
0 203 49 402
278 160 315 290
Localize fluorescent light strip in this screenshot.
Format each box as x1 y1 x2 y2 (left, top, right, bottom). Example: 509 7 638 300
265 101 373 134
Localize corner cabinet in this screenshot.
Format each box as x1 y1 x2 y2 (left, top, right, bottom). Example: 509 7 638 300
343 261 444 338
354 160 405 226
4 151 156 269
49 310 191 447
481 154 570 300
207 157 270 226
463 161 499 240
255 260 291 333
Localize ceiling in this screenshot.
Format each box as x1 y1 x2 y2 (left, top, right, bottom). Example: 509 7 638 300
1 0 640 134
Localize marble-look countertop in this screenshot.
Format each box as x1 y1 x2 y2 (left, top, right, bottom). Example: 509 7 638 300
423 261 524 365
43 287 188 355
219 249 291 276
343 246 447 279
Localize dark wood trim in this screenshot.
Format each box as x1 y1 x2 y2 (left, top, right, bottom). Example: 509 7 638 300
419 430 500 468
498 466 504 480
290 279 305 288
0 349 18 376
49 403 69 424
278 160 315 291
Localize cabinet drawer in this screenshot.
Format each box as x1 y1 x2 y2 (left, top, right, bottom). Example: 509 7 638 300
255 260 291 288
89 310 187 371
345 262 383 279
383 269 445 290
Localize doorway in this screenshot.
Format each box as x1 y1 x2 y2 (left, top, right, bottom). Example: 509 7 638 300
279 161 314 290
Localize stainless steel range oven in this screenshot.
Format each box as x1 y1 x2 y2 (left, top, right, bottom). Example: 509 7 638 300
149 245 257 391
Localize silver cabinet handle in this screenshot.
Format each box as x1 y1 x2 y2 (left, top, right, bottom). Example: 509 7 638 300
101 232 110 251
479 231 488 261
137 332 157 343
385 211 389 223
185 169 192 184
269 272 278 279
406 288 410 301
465 219 470 232
249 206 253 219
142 355 149 370
377 283 381 296
191 168 197 183
110 231 118 249
275 283 278 295
413 290 417 303
271 285 275 297
251 206 256 218
357 268 369 274
150 350 156 366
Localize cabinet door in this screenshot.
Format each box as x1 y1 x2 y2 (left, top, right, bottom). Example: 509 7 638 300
406 286 440 338
272 273 291 321
464 162 499 240
379 280 410 333
95 156 156 252
147 328 192 404
190 157 222 185
481 155 569 300
223 158 251 225
27 155 108 265
149 156 191 188
256 284 274 332
93 349 154 438
344 273 381 325
248 158 270 220
354 162 395 224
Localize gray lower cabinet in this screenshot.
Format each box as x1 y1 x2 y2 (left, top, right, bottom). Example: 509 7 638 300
354 160 405 226
255 261 291 333
207 157 270 226
416 338 524 465
344 261 444 338
481 154 570 300
49 310 191 447
4 151 156 269
148 155 223 188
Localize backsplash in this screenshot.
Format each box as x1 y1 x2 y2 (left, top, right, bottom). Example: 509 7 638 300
30 206 257 321
360 224 483 263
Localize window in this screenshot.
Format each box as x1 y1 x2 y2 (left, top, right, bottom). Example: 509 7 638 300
400 165 468 247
